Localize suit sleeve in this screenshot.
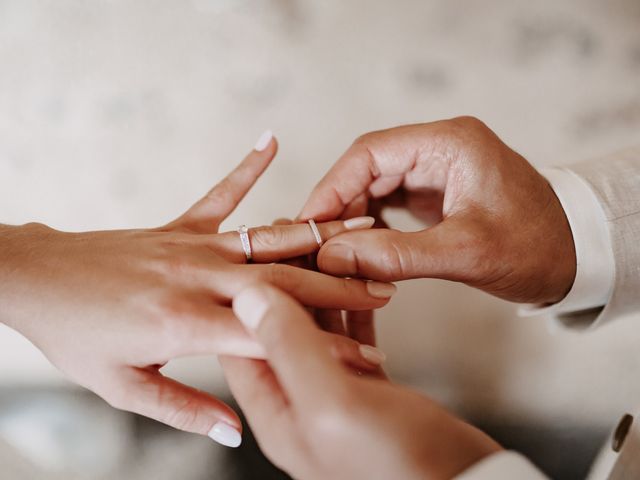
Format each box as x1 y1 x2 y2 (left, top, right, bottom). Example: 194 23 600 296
523 147 640 330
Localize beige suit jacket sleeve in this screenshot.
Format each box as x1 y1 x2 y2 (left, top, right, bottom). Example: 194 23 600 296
554 147 640 329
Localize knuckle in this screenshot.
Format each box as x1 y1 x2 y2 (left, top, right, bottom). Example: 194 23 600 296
374 233 407 280
450 115 488 132
447 116 493 145
162 397 201 431
251 226 286 251
352 131 376 147
205 180 231 202
264 264 295 289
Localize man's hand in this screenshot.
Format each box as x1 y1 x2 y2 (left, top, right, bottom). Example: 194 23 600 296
299 117 576 304
222 284 500 480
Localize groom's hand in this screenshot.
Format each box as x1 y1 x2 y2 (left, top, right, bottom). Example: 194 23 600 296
299 117 576 304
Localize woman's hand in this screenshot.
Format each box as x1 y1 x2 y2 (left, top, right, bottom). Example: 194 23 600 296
299 118 577 304
0 132 395 445
221 284 501 480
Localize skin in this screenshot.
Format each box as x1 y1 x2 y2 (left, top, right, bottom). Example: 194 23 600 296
272 217 377 344
0 136 395 440
222 284 501 480
299 116 577 305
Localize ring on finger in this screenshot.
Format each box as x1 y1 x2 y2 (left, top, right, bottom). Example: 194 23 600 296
308 219 323 247
237 225 253 263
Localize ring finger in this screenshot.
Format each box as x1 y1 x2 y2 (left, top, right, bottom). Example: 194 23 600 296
206 216 375 264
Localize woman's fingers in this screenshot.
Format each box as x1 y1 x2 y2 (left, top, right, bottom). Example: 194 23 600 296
169 130 277 233
315 308 346 335
346 310 377 346
326 331 385 371
207 216 375 264
232 284 348 408
219 356 294 451
112 368 242 447
212 263 396 310
164 305 265 359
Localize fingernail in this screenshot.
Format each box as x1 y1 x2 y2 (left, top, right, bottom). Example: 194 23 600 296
366 281 397 299
233 286 270 330
344 216 375 230
254 129 273 151
359 344 387 365
208 422 242 448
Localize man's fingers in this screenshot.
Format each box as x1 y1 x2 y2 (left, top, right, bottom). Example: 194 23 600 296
232 284 348 408
170 131 277 233
316 221 467 282
298 141 381 221
340 193 369 220
207 216 375 264
112 368 242 447
298 124 441 222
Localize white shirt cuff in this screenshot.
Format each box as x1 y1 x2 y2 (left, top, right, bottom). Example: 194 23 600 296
454 451 548 479
520 167 614 317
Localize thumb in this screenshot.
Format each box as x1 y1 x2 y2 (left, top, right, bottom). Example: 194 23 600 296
233 283 348 410
110 368 243 448
317 220 470 282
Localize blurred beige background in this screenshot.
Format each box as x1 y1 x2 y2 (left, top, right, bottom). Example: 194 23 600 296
1 0 640 477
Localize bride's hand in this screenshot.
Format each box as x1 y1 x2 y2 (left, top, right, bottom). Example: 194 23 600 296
0 132 395 445
222 284 500 479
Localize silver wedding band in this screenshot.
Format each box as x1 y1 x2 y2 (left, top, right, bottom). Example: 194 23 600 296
308 219 323 247
237 225 253 262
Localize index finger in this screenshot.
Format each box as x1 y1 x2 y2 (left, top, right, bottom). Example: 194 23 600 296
298 123 443 222
170 130 277 233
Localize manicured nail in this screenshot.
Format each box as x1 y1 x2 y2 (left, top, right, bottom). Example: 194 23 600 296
208 422 242 448
254 129 273 151
344 216 375 230
359 345 387 365
366 281 397 298
233 286 270 330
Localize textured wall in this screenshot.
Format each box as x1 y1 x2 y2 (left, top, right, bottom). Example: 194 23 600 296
1 0 640 435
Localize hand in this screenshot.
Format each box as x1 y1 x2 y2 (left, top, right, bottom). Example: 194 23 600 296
221 284 501 480
299 117 577 304
271 217 378 346
0 133 395 444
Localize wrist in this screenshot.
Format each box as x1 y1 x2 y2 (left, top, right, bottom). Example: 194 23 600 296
0 222 58 328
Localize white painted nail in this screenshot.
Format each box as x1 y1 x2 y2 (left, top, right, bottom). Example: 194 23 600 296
254 129 273 151
233 286 270 330
366 281 397 298
208 422 242 448
359 344 387 365
344 216 375 230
